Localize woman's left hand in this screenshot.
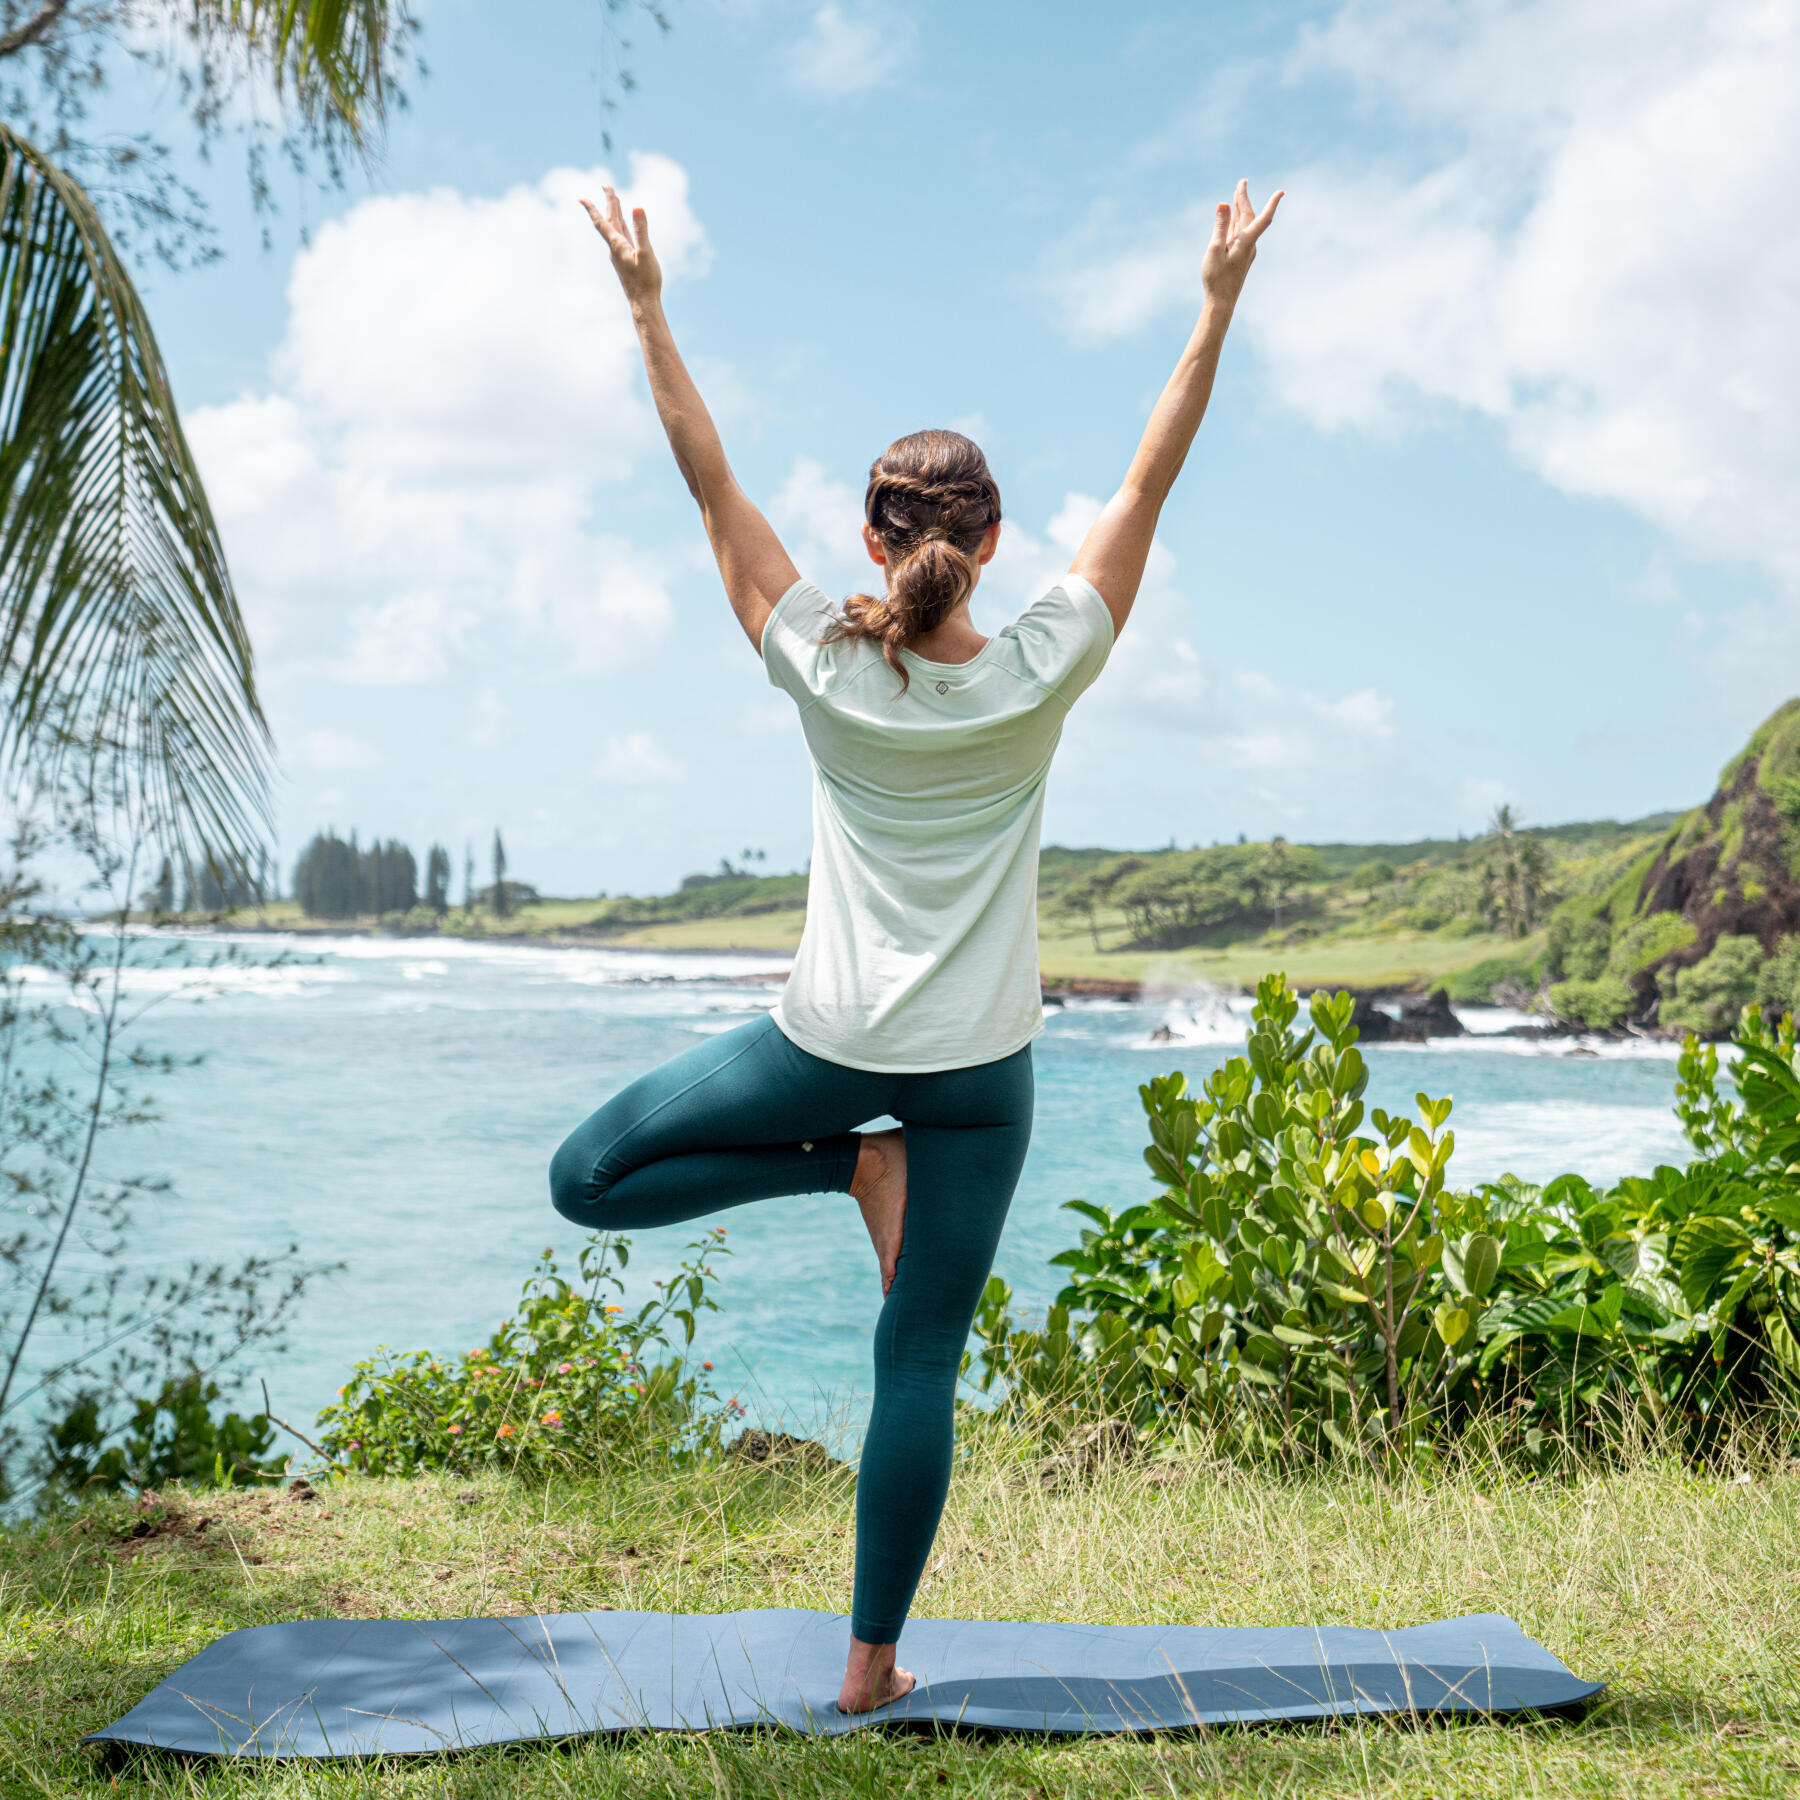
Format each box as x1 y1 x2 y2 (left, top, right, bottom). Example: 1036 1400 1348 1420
580 185 663 307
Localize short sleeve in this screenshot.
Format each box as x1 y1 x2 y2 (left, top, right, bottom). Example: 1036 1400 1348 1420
1004 574 1115 706
760 580 839 703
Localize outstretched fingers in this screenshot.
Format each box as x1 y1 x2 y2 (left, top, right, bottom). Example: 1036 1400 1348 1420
580 196 626 254
1246 188 1285 242
1208 200 1230 248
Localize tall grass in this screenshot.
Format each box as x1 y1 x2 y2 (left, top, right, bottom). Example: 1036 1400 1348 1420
2 1405 1797 1797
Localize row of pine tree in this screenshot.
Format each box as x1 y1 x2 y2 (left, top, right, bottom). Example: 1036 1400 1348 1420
147 831 528 920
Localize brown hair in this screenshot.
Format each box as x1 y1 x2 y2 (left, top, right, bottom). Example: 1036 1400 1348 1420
823 429 1002 691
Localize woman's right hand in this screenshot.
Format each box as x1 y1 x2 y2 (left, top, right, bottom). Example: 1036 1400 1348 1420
1200 179 1283 311
580 185 663 309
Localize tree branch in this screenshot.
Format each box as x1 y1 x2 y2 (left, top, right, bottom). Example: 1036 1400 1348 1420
261 1379 333 1462
0 1 71 60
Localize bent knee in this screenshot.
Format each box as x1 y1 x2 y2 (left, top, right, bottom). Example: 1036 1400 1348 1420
548 1127 611 1225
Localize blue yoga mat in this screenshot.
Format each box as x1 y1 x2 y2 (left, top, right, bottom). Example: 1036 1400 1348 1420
88 1608 1601 1757
91 1605 1598 1756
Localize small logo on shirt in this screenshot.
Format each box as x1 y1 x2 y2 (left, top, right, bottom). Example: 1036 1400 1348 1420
935 681 949 694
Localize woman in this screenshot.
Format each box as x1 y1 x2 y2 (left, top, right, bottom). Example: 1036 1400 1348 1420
554 177 1282 1713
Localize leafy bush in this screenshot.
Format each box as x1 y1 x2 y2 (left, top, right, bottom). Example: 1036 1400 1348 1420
1548 972 1636 1030
971 976 1800 1465
38 1375 283 1500
1441 952 1538 1004
317 1234 739 1477
971 975 1498 1463
1660 935 1764 1036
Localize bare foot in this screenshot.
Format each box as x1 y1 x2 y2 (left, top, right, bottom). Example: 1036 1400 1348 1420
849 1128 907 1296
836 1637 916 1714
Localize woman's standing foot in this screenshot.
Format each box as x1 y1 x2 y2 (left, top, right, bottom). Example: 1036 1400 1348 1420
837 1637 916 1713
850 1127 907 1295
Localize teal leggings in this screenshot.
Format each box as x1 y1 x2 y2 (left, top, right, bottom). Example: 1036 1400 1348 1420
548 1012 1034 1644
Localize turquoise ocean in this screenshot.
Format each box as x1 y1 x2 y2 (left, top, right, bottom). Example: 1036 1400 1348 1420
74 934 1690 1445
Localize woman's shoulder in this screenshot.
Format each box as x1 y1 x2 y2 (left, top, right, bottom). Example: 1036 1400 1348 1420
991 575 1115 700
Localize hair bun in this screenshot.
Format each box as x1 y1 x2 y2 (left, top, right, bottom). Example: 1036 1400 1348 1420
822 429 1002 692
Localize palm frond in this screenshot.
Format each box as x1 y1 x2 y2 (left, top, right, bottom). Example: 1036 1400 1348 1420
0 123 271 861
193 1 413 149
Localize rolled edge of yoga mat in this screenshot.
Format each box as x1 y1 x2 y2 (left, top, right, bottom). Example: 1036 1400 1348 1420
84 1608 1605 1759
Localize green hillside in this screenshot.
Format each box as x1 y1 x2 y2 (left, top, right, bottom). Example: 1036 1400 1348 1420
1542 699 1800 1032
201 703 1800 1031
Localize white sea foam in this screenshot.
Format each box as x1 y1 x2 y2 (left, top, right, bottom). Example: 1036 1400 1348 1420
1449 1098 1689 1186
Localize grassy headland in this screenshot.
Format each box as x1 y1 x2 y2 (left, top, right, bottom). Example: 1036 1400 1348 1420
206 815 1676 997
4 1430 1796 1797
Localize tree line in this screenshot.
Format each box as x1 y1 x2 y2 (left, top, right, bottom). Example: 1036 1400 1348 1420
289 829 530 921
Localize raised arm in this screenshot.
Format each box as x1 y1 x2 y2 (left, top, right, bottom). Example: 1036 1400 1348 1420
1070 180 1282 637
581 187 798 651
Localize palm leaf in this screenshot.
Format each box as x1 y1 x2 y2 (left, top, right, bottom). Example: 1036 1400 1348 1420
0 123 270 859
194 2 409 146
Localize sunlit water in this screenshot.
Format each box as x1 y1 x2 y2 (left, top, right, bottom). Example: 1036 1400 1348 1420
52 934 1690 1445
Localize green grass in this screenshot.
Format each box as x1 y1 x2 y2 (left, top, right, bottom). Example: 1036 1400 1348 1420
4 1427 1797 1797
181 900 1534 990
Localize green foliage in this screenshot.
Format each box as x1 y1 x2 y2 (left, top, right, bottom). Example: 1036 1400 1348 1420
293 829 418 918
37 1376 281 1501
1757 936 1800 1020
1109 841 1327 948
1439 951 1537 1004
1660 935 1765 1037
1548 973 1636 1030
1608 911 1698 975
1545 896 1612 981
971 974 1490 1462
318 1235 739 1478
973 977 1800 1465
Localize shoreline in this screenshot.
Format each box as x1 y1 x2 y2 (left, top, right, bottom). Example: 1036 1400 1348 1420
139 918 1652 1037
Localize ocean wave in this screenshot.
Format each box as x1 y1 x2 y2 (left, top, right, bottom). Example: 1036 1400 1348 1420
148 930 793 986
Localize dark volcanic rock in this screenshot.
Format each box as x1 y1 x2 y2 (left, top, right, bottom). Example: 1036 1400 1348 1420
1351 986 1465 1042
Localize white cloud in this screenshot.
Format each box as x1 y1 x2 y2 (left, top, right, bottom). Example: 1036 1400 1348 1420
300 728 381 773
980 491 1405 822
789 3 912 94
1045 0 1800 647
191 152 709 692
594 731 685 787
771 455 867 589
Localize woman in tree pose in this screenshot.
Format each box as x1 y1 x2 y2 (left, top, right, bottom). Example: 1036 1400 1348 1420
554 178 1281 1712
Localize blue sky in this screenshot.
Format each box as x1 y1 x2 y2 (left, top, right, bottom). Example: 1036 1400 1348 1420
109 0 1798 895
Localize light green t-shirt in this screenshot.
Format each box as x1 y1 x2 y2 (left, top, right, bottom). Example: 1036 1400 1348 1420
760 573 1115 1072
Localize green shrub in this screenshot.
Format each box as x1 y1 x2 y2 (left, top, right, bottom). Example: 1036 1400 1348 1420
971 977 1800 1466
1545 898 1612 981
1758 936 1800 1020
970 975 1495 1463
1660 935 1765 1037
1548 973 1636 1029
317 1234 737 1478
1441 952 1537 1004
38 1375 282 1501
1607 910 1697 976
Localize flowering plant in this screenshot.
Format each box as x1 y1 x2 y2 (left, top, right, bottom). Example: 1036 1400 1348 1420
317 1232 735 1477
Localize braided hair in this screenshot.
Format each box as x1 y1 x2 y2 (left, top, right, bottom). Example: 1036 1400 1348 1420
823 429 1002 692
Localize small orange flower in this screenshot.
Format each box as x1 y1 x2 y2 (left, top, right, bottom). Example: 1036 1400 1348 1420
541 1411 563 1427
496 1423 516 1439
702 1361 713 1371
448 1424 463 1435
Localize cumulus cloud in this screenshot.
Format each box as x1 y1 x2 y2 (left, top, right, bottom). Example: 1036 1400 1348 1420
594 731 686 787
1045 0 1800 649
789 3 912 94
189 152 710 695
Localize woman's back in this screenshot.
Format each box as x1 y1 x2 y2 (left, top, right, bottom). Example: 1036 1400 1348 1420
763 573 1114 1072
